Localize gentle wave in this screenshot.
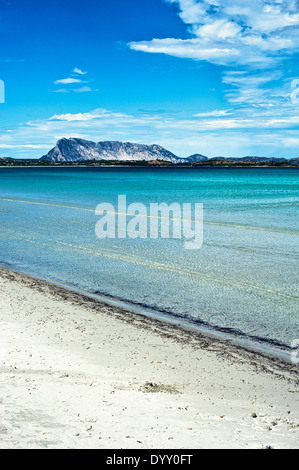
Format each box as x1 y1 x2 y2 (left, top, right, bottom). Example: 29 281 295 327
4 228 297 302
1 197 299 235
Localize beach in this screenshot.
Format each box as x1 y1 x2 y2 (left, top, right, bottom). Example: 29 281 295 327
0 266 298 449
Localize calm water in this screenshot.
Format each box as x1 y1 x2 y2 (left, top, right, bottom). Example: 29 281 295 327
0 167 298 350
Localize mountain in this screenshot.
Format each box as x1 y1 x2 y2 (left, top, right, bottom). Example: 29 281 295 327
40 138 188 163
184 153 209 163
237 156 288 163
36 138 299 165
210 156 288 163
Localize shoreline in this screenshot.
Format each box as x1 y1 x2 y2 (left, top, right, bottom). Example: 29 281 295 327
0 165 298 169
0 265 298 448
0 263 292 364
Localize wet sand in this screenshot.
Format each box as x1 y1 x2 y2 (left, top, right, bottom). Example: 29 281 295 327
0 266 298 449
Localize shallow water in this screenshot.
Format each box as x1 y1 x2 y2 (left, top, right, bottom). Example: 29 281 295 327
0 167 298 349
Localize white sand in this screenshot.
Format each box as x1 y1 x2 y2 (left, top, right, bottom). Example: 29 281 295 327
0 267 298 449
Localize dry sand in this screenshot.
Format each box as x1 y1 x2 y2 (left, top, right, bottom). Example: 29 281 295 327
0 266 298 449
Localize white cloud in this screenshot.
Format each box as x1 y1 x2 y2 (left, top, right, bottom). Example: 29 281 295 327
130 0 299 68
165 0 206 24
73 86 93 93
54 78 85 85
72 67 87 75
49 112 98 122
194 109 232 117
52 88 70 93
48 109 130 122
130 38 241 64
0 144 49 149
221 69 291 107
52 71 96 93
2 103 299 160
283 137 299 146
195 19 241 40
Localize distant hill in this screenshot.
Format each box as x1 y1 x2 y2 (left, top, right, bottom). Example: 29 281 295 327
40 139 298 165
210 156 289 163
1 138 298 166
40 138 192 163
184 154 208 163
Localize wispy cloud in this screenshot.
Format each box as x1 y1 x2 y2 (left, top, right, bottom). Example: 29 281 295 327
194 109 232 117
52 68 98 93
2 104 299 159
222 70 287 106
0 144 49 149
132 0 299 68
52 88 70 93
128 0 299 148
72 67 87 75
73 86 93 93
48 109 130 122
53 78 86 85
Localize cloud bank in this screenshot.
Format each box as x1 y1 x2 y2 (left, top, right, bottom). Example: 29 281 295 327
127 0 299 154
1 105 299 159
129 0 299 68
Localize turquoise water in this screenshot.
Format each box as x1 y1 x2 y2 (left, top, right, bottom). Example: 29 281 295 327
0 167 298 350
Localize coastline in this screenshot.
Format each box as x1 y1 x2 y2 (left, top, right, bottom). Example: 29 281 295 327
0 165 298 168
0 266 298 449
0 262 293 363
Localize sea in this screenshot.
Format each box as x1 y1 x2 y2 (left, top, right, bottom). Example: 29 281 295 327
0 166 298 357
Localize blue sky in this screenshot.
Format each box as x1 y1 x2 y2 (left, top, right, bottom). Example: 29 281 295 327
1 0 299 158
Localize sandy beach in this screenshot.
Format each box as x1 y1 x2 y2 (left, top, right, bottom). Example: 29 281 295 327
0 266 298 449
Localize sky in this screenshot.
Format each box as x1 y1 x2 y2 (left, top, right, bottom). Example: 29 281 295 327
0 0 299 159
